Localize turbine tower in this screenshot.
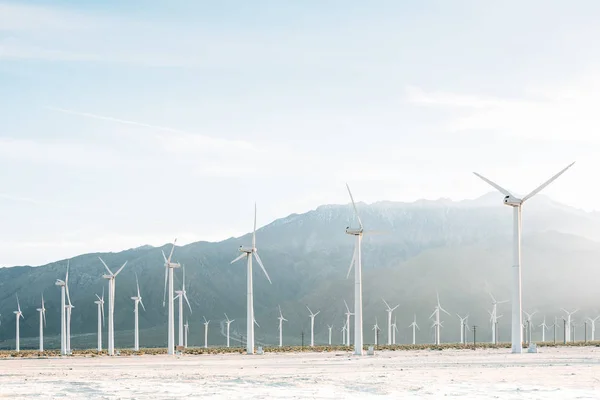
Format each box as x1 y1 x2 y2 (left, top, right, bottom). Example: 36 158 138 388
341 322 347 345
382 298 399 345
131 273 146 351
224 313 234 348
307 306 320 347
539 316 550 342
174 265 192 348
99 256 128 356
489 292 508 344
161 239 181 355
277 306 287 347
474 162 575 353
344 183 367 356
184 319 189 348
65 294 74 354
430 293 449 345
372 318 380 346
36 295 46 352
457 314 469 344
94 289 105 352
343 300 353 346
409 314 420 345
230 204 272 355
523 310 537 344
562 309 578 342
587 316 599 341
14 294 23 352
327 324 333 345
55 262 70 356
203 317 210 348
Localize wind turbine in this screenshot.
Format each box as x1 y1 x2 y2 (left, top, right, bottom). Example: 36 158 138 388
489 292 508 344
277 306 287 347
94 288 105 352
131 273 146 351
99 256 128 356
341 322 347 345
327 324 333 345
382 298 399 345
230 204 272 355
372 318 380 346
184 319 189 348
14 294 23 352
457 314 469 344
523 310 537 345
562 309 578 342
474 162 575 353
306 306 320 347
161 239 181 355
224 313 234 348
430 292 450 345
539 316 550 342
587 316 599 341
391 316 399 344
55 261 70 355
65 284 74 355
203 317 210 348
174 265 192 349
409 314 420 345
343 300 353 346
36 295 46 352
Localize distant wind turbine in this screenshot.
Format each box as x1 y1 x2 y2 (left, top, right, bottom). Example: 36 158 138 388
562 308 578 342
55 261 70 355
474 162 575 353
372 318 380 346
409 314 420 345
94 288 105 352
174 265 192 349
587 316 599 341
161 239 181 355
307 306 320 347
430 292 449 345
230 204 272 355
523 310 537 344
203 317 210 348
456 314 469 344
539 316 550 342
327 324 333 346
36 295 46 352
14 294 23 352
131 273 146 351
343 300 353 346
184 319 189 349
277 306 287 347
382 298 399 345
341 322 347 345
391 316 399 344
99 256 128 356
224 313 234 348
489 292 508 344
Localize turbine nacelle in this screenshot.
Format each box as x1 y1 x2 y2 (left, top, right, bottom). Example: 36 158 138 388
55 279 66 287
345 227 363 235
503 195 522 207
238 245 254 253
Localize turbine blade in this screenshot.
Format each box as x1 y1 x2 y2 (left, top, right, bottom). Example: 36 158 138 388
382 298 391 310
440 306 450 316
98 257 113 275
162 265 168 307
315 311 320 316
140 299 146 312
346 251 356 279
167 239 177 263
345 183 363 229
429 309 436 319
101 300 105 326
473 172 513 196
230 253 246 264
65 260 70 284
184 292 192 314
522 162 575 201
162 249 168 263
253 252 272 284
306 306 313 315
136 273 141 298
114 261 128 276
344 299 350 313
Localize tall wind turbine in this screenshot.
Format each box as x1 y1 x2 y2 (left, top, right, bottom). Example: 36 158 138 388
430 292 450 345
174 265 192 348
161 239 181 355
99 256 128 356
587 316 599 341
277 306 287 347
327 324 333 345
55 262 70 355
307 306 320 347
345 183 367 356
14 294 23 352
203 317 210 348
224 313 234 348
230 204 272 355
372 318 380 346
343 300 353 346
36 295 46 352
562 308 578 342
409 314 420 345
474 162 575 353
523 310 537 344
131 273 146 351
94 289 105 352
539 316 550 342
489 292 508 344
184 319 189 348
382 298 399 345
457 314 469 344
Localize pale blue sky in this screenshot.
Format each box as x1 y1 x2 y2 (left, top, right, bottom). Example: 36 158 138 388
1 1 599 266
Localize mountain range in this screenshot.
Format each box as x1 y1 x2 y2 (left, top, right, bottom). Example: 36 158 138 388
1 192 600 350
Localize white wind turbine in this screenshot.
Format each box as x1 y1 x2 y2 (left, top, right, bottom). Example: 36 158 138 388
341 322 347 345
203 317 210 348
36 295 47 352
562 308 578 342
277 306 287 347
224 313 234 348
65 297 74 354
391 316 399 344
539 316 550 342
161 239 181 355
327 324 333 345
430 293 450 345
382 298 399 345
131 273 146 351
474 162 575 353
343 300 353 346
174 265 192 349
54 262 70 355
523 310 537 344
94 288 105 352
409 314 420 345
372 318 380 346
184 319 189 348
99 256 128 356
587 316 599 341
230 204 272 355
489 292 508 344
14 294 23 352
307 306 320 347
457 314 469 344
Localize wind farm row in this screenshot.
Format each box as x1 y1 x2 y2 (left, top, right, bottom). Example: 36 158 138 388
2 162 585 356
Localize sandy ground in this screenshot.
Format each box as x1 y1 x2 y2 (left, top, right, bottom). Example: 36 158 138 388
1 347 599 399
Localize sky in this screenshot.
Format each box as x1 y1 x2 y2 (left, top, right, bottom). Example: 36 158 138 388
1 0 600 266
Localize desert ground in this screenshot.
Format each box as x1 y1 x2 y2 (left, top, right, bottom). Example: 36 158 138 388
1 347 599 399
